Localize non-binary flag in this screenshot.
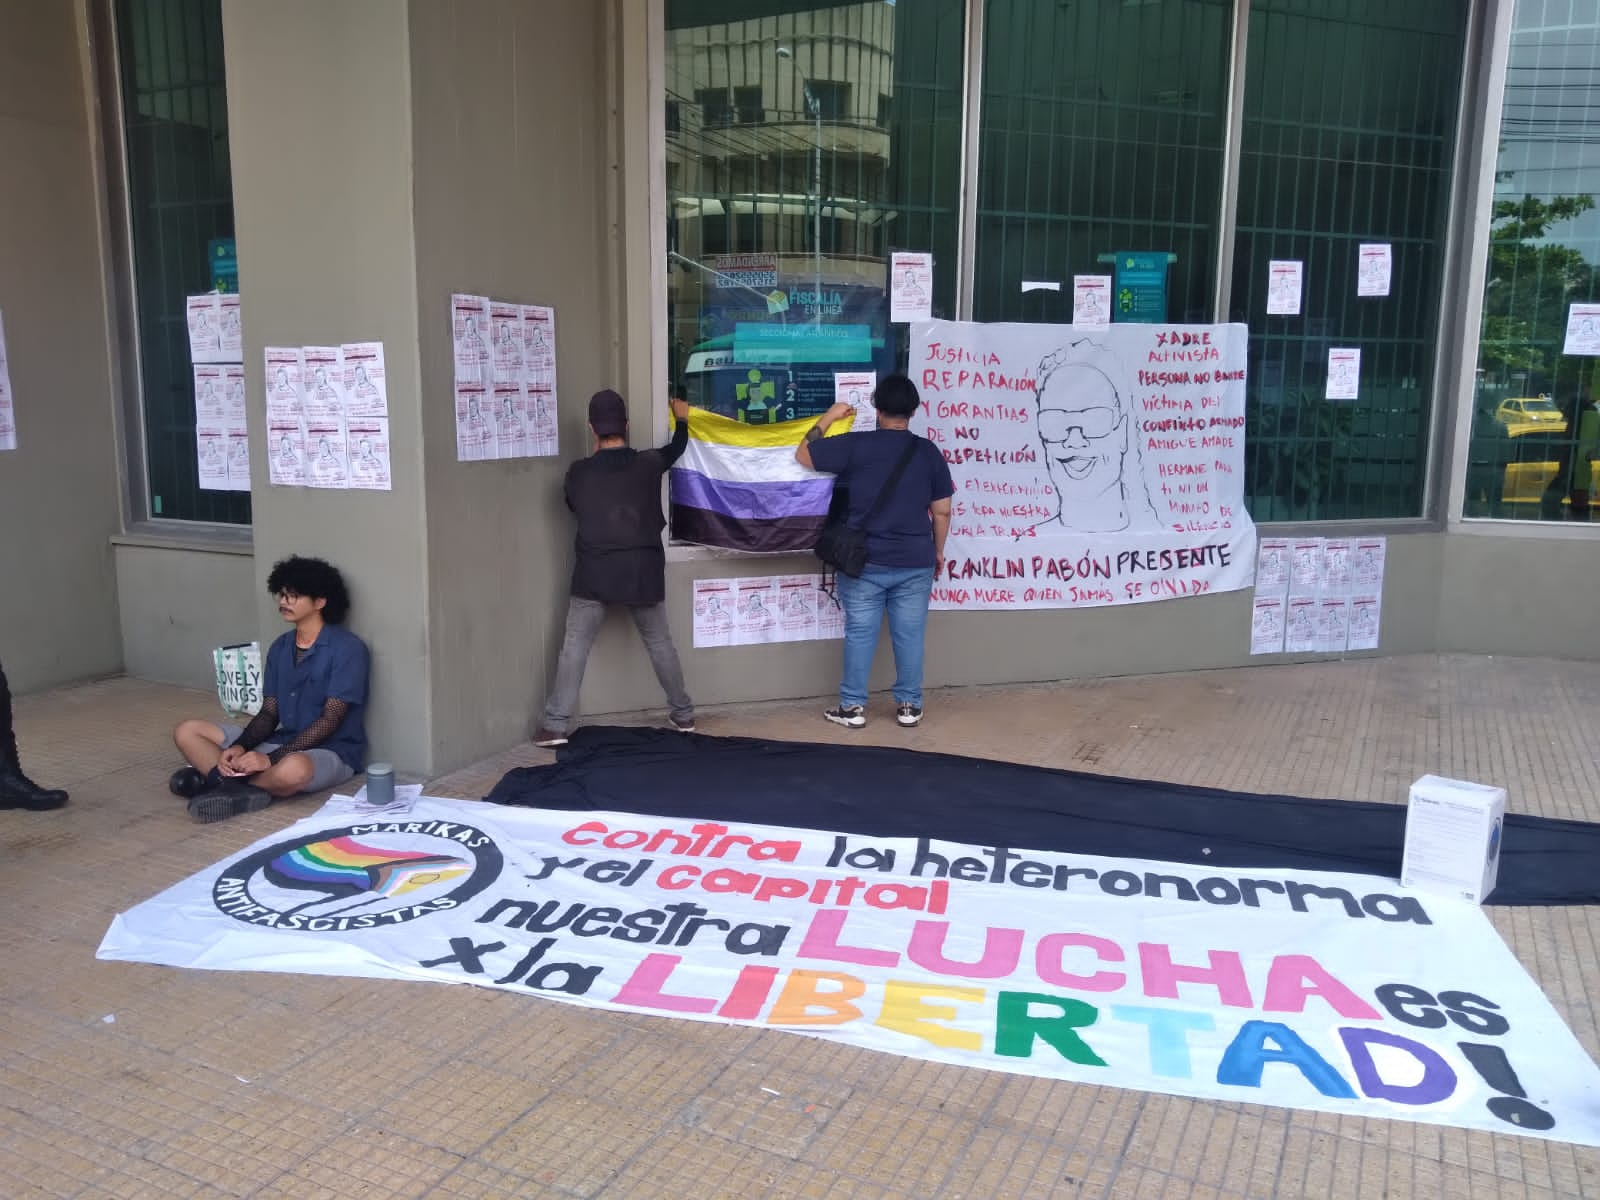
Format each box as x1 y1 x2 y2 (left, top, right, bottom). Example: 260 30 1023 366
669 405 851 553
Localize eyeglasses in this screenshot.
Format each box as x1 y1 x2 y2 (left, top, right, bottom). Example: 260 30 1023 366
1038 406 1119 443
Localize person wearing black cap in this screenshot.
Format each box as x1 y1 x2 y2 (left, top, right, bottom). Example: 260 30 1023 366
534 389 696 746
0 659 68 810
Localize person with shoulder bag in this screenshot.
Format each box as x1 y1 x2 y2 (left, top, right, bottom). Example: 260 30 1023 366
797 374 953 729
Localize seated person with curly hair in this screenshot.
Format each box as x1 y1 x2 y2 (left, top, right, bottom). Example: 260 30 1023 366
170 555 370 823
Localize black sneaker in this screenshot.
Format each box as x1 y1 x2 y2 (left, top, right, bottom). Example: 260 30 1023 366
168 766 207 798
825 704 866 729
896 703 923 728
532 728 569 748
187 781 273 824
668 714 696 734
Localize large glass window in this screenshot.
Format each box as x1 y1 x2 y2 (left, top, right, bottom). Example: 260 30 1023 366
665 0 964 423
115 0 244 524
974 0 1233 324
1233 1 1466 521
1464 0 1600 523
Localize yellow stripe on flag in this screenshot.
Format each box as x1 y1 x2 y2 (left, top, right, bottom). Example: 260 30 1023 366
680 404 854 449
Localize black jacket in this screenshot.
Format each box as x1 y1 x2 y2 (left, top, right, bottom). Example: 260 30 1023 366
563 420 688 605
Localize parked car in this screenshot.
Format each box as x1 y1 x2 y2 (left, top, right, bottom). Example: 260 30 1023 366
1495 395 1565 429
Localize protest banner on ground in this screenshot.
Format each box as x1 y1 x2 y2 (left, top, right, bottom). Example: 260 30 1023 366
99 797 1600 1146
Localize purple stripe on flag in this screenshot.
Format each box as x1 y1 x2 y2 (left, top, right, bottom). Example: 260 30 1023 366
669 467 835 520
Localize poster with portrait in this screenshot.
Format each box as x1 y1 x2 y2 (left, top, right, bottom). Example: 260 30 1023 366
910 321 1256 611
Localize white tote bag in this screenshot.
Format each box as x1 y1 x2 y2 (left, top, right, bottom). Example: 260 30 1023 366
212 641 264 719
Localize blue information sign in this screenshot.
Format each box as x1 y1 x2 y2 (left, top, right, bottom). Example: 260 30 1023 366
208 237 238 293
1111 251 1170 323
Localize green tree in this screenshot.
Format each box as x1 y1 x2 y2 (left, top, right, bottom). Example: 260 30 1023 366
1479 194 1596 388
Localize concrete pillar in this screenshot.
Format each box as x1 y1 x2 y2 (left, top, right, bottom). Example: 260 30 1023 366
223 0 434 771
224 0 624 775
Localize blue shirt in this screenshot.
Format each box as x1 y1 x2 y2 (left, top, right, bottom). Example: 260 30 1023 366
262 623 370 770
808 429 955 568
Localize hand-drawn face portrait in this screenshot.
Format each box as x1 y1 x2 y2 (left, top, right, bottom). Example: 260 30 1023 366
1035 357 1132 532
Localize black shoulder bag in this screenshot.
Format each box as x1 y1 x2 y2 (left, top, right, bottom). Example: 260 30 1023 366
813 437 921 578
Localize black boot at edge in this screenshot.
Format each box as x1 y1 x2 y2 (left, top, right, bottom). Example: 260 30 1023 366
0 763 69 810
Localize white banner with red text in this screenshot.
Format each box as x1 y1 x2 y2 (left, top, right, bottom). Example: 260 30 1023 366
98 796 1600 1145
910 320 1257 609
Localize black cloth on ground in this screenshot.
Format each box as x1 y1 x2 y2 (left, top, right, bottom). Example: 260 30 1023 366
482 725 1600 908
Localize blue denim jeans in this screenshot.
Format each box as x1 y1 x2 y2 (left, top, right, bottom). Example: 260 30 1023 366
836 564 935 709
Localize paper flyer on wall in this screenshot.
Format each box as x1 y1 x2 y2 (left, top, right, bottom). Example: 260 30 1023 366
193 365 226 423
195 424 228 491
1321 537 1353 594
1250 595 1285 655
455 382 493 461
522 304 558 457
452 294 491 386
834 370 876 432
1255 537 1290 599
186 294 225 364
218 293 242 360
345 417 391 491
1326 348 1361 401
265 347 305 421
1285 595 1320 653
301 346 345 423
305 421 349 489
527 388 558 457
1267 261 1303 315
493 380 527 459
224 364 247 424
1072 275 1112 326
1249 536 1386 656
890 251 933 322
1357 244 1392 297
0 310 13 452
775 574 818 642
692 579 736 648
268 419 307 487
226 424 251 492
1352 537 1386 591
341 342 388 418
1563 303 1600 356
1348 592 1382 651
491 302 523 383
1318 597 1350 654
735 577 779 645
693 574 843 647
1289 539 1323 599
450 297 558 462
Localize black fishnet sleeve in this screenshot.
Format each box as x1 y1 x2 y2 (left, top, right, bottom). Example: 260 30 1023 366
267 698 351 764
233 698 280 752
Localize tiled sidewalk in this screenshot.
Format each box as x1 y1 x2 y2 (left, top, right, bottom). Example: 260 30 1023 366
3 654 1599 1198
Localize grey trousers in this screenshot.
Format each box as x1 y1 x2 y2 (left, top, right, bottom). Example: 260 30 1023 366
541 597 693 733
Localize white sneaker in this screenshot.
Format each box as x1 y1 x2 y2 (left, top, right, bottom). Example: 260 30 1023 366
896 703 923 727
825 704 866 729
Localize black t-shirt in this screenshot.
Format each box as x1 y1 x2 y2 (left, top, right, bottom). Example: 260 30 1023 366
564 421 688 604
808 429 955 568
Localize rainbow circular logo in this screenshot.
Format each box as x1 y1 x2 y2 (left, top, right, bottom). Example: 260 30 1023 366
212 819 503 932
